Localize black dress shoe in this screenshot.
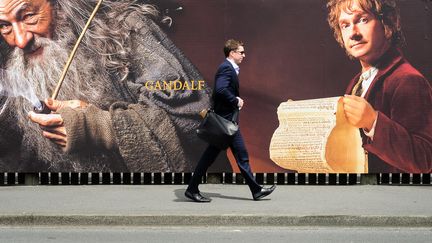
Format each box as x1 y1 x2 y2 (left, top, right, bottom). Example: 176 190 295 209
252 185 276 201
185 190 211 203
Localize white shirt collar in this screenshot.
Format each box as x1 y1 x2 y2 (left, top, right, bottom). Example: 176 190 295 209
359 67 379 97
226 58 240 75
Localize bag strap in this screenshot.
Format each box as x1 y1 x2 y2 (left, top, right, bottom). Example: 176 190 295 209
210 80 217 109
211 80 239 122
210 92 215 110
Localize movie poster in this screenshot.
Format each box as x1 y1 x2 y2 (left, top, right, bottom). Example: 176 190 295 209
0 0 431 173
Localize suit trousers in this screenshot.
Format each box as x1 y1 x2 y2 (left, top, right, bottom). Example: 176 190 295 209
187 129 262 194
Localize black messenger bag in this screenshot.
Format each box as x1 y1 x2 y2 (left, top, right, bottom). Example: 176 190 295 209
196 109 239 150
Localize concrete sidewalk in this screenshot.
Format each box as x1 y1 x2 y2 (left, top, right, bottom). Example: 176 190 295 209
0 185 431 227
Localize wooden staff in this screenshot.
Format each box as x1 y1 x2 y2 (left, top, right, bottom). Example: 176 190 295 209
51 0 104 100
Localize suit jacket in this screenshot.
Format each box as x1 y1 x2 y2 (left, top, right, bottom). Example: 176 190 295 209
212 59 240 121
345 48 432 173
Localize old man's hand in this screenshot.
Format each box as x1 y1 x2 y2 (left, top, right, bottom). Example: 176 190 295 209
28 98 88 148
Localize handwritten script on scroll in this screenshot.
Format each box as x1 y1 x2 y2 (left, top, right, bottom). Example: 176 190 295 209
269 97 368 173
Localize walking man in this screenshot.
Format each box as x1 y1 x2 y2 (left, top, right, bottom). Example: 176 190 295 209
185 39 276 202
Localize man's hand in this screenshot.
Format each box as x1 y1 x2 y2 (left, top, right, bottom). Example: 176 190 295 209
236 97 244 110
342 95 377 131
28 98 88 148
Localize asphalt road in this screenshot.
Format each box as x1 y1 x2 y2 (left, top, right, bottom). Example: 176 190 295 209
1 226 431 243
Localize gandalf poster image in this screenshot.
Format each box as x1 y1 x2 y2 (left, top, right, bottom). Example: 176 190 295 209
0 0 220 172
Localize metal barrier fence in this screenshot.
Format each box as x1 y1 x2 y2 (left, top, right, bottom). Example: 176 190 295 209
0 173 431 185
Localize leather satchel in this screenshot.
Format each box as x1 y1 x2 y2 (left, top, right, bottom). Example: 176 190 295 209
196 109 239 150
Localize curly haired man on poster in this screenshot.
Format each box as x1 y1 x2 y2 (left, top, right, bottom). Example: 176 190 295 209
327 0 432 173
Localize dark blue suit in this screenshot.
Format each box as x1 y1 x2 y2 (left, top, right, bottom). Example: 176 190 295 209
187 60 261 194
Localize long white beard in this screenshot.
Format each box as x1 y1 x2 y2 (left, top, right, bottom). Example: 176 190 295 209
5 36 89 105
2 33 104 130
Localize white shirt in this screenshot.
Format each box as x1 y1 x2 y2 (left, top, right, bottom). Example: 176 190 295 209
359 67 378 98
358 67 379 139
226 58 240 75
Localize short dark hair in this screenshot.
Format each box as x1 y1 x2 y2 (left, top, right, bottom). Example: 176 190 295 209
327 0 404 48
223 39 244 57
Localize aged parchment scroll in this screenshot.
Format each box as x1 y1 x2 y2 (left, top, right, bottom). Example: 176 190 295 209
269 97 368 173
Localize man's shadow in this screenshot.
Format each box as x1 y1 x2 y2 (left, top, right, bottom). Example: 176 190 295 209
173 189 253 202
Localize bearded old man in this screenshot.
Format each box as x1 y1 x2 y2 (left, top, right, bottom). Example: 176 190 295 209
0 0 212 172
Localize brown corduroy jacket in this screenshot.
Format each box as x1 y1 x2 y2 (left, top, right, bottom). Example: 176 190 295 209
346 48 432 173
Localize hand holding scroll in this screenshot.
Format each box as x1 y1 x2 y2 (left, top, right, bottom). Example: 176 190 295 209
342 95 377 131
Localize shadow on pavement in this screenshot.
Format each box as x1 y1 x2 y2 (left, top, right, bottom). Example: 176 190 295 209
173 188 264 202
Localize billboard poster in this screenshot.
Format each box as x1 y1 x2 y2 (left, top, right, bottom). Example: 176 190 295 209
0 0 431 173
